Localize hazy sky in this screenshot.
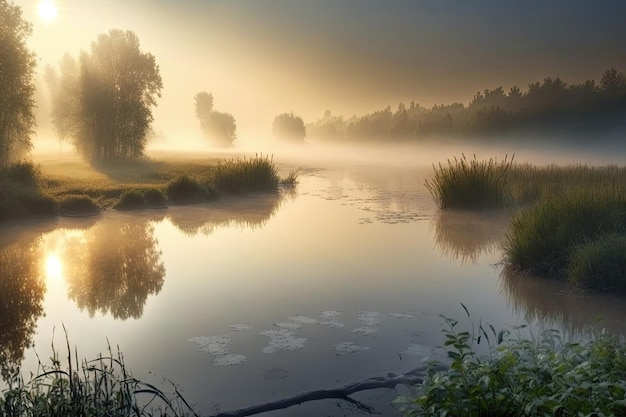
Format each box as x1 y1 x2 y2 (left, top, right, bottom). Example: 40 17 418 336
17 0 626 143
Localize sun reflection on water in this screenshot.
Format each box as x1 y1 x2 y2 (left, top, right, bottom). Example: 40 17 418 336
45 254 63 282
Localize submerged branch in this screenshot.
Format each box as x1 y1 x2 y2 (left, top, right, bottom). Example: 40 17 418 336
210 364 445 417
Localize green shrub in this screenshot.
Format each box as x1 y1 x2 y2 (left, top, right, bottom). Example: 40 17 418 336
400 312 626 417
504 190 626 279
212 155 279 193
425 154 513 209
114 190 147 210
58 195 100 216
143 188 168 207
568 234 626 292
165 176 207 203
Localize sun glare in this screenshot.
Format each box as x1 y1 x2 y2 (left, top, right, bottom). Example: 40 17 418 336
38 0 58 21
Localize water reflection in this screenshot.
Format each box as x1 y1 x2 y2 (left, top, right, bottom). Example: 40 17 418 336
501 268 626 337
166 194 284 236
431 210 509 264
0 243 45 376
62 218 166 320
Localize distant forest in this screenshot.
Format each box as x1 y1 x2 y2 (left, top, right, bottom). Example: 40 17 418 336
307 68 626 143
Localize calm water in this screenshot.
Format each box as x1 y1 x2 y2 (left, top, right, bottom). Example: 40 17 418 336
2 163 626 416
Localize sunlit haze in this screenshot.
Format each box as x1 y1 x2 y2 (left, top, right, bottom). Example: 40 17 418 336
37 0 57 21
17 0 626 150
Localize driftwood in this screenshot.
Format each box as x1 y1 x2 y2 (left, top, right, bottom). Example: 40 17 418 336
210 364 446 417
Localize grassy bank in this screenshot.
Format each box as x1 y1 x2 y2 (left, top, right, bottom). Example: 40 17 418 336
0 155 297 221
399 312 626 417
426 155 626 293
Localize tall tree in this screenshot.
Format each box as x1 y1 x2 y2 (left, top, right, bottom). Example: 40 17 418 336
50 30 162 162
0 0 36 168
194 91 236 147
272 112 306 142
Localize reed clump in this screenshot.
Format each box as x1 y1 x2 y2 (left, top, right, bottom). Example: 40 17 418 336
212 155 280 193
425 154 513 209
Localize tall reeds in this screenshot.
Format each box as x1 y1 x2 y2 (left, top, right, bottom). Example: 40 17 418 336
0 334 198 417
212 154 279 193
425 154 513 209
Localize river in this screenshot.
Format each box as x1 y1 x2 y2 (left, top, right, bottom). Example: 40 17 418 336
2 161 625 416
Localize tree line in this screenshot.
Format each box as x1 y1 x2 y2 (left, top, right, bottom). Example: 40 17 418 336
308 69 626 143
3 0 626 168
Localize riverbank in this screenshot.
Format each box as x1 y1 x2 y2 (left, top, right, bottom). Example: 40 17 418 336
0 154 297 221
425 155 626 293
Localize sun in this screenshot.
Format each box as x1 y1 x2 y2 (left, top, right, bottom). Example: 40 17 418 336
38 0 58 22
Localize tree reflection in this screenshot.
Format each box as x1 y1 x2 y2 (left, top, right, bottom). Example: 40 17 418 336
167 194 284 236
430 210 509 264
0 243 45 377
63 219 165 320
500 267 626 337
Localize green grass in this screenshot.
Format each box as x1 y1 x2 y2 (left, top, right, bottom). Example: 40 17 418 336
165 176 216 203
425 154 513 209
399 309 626 417
1 334 198 417
503 189 626 286
568 234 626 293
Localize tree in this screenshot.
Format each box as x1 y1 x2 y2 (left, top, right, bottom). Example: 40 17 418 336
0 0 36 168
194 92 237 147
49 29 162 162
272 112 306 142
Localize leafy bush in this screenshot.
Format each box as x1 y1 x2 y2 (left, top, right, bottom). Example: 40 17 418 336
425 154 513 209
400 310 626 417
568 234 626 292
58 195 100 216
114 190 147 210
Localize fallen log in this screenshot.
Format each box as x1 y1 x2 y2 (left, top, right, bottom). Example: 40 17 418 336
210 363 446 417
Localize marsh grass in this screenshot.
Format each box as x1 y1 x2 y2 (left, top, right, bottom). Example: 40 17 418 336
425 154 513 209
504 190 626 284
568 234 626 293
58 195 101 216
399 308 626 417
212 155 279 193
1 334 198 417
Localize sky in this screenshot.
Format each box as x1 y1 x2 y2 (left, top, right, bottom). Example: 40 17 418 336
16 0 626 145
